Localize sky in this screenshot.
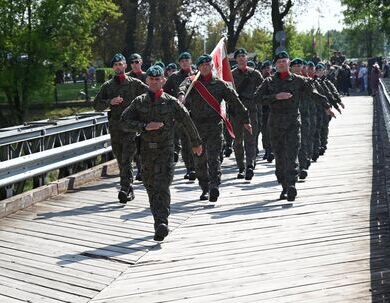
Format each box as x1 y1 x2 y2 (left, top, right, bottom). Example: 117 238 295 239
294 0 346 32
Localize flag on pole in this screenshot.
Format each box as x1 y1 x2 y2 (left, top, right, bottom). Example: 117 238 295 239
210 37 234 86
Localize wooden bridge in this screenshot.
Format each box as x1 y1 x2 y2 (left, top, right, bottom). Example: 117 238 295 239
0 94 389 302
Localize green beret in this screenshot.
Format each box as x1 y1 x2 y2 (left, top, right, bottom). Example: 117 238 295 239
290 58 304 66
166 63 177 71
111 53 126 66
247 60 255 68
273 51 289 63
178 52 191 61
146 65 164 77
307 61 315 67
234 48 248 58
196 54 212 67
129 53 142 61
315 63 326 70
155 61 165 70
261 60 272 69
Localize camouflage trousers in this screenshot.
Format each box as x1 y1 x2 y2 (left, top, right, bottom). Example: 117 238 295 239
232 110 259 170
298 112 311 170
269 112 301 188
308 104 317 159
110 127 137 191
140 141 175 230
174 125 195 170
194 121 223 191
321 112 331 148
261 109 271 150
313 105 324 159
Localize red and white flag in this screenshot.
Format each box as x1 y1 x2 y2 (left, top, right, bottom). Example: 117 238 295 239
210 38 234 86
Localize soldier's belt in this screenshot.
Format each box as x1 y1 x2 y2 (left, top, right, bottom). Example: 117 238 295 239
142 140 173 149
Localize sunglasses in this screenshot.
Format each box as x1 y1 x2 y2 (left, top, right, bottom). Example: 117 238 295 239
131 60 140 64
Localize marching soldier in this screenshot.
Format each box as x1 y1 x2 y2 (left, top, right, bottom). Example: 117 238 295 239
93 53 148 203
120 65 202 241
164 52 197 180
232 48 264 180
178 54 251 202
259 60 274 162
254 51 335 201
127 53 147 83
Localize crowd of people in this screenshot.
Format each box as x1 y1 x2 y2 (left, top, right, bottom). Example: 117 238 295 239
93 50 347 242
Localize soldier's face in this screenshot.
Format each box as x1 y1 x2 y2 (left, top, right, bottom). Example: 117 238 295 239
291 64 302 74
276 58 289 72
198 62 213 76
131 59 143 71
316 69 325 77
307 67 315 77
179 59 192 70
167 69 176 77
113 61 127 74
147 76 166 92
236 54 248 66
262 66 272 77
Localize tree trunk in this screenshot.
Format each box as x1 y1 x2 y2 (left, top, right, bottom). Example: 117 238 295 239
123 0 138 60
175 17 193 53
271 0 292 55
158 1 175 63
143 1 157 66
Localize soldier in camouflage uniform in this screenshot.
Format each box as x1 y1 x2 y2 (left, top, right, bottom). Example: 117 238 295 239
93 53 148 203
290 58 311 179
120 65 202 241
254 51 335 201
178 54 251 202
259 60 274 162
127 53 147 83
164 52 196 180
232 48 264 180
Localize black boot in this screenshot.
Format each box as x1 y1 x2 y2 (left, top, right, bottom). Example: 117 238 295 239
188 170 196 181
135 171 142 181
287 185 297 201
266 152 274 163
279 187 287 200
118 186 134 204
154 223 169 241
209 187 220 202
299 169 308 180
237 169 245 179
245 166 254 180
174 152 179 162
224 147 232 157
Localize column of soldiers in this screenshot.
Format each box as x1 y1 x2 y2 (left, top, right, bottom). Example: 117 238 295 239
94 50 344 241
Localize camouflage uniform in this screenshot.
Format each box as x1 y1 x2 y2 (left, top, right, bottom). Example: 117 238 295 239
254 72 329 200
164 68 196 176
127 71 147 83
232 67 263 176
179 75 249 198
120 91 201 231
93 74 147 194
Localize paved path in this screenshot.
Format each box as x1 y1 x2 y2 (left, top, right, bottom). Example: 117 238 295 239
0 95 388 302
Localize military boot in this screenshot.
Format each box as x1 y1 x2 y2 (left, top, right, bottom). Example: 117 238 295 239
118 186 134 204
188 170 196 181
154 223 169 241
209 187 220 202
224 147 233 157
237 169 245 179
279 187 287 200
135 171 142 181
266 152 274 163
245 165 254 180
287 185 297 202
299 169 308 180
200 184 209 201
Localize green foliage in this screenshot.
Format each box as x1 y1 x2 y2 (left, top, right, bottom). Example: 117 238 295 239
0 0 118 123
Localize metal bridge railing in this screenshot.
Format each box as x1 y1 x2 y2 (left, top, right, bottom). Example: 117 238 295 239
0 112 112 199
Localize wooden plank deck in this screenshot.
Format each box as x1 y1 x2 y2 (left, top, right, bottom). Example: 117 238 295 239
1 95 389 303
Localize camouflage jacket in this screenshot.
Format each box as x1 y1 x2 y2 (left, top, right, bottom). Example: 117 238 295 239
93 75 148 129
254 72 330 114
164 69 196 97
120 91 201 147
232 67 263 112
310 77 339 109
322 76 343 105
178 75 250 125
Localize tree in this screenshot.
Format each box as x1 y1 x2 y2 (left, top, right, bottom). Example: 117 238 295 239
270 0 293 54
204 0 261 53
0 0 118 125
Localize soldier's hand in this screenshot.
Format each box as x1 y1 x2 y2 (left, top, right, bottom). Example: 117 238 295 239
178 94 185 104
192 145 203 156
145 121 164 131
326 108 336 118
244 123 253 135
276 92 293 100
340 101 345 109
110 96 123 105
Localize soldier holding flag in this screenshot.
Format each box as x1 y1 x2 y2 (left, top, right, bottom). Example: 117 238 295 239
178 54 251 202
